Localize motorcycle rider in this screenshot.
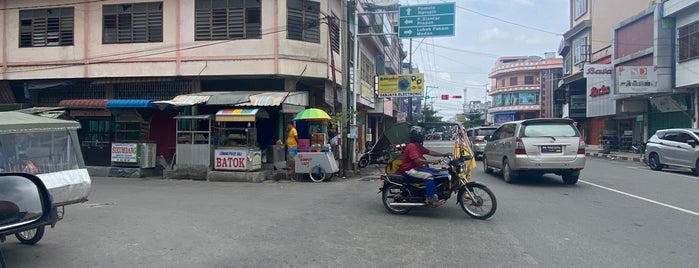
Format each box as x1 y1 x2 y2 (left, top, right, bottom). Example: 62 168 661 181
398 126 450 207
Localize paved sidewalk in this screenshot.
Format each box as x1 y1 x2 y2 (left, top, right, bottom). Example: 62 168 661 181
585 144 645 163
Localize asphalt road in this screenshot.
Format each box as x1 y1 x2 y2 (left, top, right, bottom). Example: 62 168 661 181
2 141 698 267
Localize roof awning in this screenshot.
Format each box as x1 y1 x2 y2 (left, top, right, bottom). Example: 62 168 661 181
154 91 261 107
236 91 308 107
58 99 109 109
106 99 157 109
0 111 80 133
215 108 270 122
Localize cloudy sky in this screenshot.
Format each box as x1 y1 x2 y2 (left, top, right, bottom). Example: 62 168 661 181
398 0 569 119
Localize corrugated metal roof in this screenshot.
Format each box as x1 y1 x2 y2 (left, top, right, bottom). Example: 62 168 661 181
0 111 80 133
106 99 156 109
58 99 109 109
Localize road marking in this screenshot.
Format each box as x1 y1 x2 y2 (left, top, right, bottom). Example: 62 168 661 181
625 166 699 180
580 180 699 217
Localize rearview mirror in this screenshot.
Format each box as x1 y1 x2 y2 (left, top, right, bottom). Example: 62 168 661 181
0 173 51 235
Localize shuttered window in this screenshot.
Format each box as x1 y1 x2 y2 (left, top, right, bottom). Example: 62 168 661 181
103 2 163 44
330 13 340 53
287 0 320 43
194 0 261 41
19 7 74 47
678 21 699 62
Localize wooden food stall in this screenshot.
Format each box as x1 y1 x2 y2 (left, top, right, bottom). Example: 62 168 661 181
212 108 268 172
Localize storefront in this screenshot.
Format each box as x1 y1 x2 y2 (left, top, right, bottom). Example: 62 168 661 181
58 99 112 166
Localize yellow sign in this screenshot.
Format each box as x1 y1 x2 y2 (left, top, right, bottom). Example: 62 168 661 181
378 74 424 97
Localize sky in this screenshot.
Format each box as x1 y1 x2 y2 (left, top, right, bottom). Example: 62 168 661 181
397 0 570 119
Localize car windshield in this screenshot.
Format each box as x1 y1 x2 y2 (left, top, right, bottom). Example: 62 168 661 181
522 124 578 137
477 129 496 136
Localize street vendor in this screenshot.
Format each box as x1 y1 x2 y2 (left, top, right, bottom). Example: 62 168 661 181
286 121 298 175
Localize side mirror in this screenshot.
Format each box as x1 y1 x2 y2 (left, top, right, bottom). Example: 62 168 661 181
484 135 491 141
0 173 52 237
688 140 697 147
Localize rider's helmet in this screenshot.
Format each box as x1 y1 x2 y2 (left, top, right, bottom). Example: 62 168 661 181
409 126 426 144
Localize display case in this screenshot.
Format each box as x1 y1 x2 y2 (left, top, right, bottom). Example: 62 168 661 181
175 115 214 168
218 127 257 148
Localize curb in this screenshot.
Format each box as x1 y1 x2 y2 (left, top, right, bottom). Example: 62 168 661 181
586 152 644 163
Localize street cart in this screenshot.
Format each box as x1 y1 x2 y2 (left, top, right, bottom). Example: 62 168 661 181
291 108 339 182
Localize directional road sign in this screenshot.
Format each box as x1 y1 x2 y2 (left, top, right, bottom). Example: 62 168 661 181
398 2 455 38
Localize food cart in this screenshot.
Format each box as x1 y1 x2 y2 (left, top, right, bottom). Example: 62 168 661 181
212 108 268 172
108 106 157 172
292 108 339 182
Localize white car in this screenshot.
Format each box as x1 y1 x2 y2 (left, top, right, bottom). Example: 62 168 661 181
644 128 699 176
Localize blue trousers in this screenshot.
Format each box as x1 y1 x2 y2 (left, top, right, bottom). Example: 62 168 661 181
403 167 441 198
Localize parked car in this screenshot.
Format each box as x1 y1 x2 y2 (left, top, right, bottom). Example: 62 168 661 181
644 128 699 176
466 126 498 159
482 118 586 184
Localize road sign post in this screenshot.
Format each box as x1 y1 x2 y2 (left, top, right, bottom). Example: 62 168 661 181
398 3 456 38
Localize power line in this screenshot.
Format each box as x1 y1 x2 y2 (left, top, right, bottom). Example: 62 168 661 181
0 0 109 10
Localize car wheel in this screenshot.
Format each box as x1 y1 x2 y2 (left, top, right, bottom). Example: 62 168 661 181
482 155 493 174
562 171 580 185
694 159 699 176
648 153 663 171
502 159 517 184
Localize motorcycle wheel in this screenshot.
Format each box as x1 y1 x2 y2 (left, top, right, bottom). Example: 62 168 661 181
309 166 326 183
459 184 497 220
15 226 45 245
382 184 411 214
358 156 369 168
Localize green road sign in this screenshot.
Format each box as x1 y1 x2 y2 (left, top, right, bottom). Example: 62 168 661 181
399 2 455 38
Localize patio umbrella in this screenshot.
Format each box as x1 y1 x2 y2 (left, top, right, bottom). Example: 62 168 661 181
294 108 331 121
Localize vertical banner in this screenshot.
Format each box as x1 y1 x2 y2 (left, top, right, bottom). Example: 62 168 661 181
583 64 615 117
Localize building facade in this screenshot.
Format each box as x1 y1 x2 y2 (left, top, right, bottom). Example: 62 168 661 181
487 55 563 124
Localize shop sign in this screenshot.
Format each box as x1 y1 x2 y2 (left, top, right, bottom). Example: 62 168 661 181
617 66 658 94
111 143 139 163
584 63 615 117
378 73 425 97
214 149 247 170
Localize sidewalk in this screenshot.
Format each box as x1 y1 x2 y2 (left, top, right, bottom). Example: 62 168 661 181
585 144 645 163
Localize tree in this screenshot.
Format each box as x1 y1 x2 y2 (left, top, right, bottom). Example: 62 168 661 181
421 107 443 123
461 112 485 128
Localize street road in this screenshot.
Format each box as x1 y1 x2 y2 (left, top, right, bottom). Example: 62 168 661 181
2 141 698 267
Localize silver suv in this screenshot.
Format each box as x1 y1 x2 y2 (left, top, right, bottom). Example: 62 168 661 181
466 126 498 160
644 128 699 176
482 118 586 184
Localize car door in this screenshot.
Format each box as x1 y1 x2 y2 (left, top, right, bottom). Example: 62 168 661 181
485 126 505 169
488 123 516 169
669 131 696 167
658 131 683 166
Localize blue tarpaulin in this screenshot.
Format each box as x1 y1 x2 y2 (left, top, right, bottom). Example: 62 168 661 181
106 99 157 109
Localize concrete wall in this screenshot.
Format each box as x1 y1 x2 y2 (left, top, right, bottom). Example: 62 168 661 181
0 0 344 83
669 2 699 88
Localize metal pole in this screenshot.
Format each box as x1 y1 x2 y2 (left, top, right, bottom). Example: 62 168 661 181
407 38 413 122
351 7 359 165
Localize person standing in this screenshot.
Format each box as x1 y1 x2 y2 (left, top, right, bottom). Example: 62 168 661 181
329 130 342 176
285 121 298 176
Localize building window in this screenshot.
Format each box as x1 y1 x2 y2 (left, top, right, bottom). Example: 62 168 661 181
194 0 261 41
510 77 518 86
330 12 340 53
524 76 534 85
287 0 320 43
103 2 163 44
573 37 588 64
360 53 374 84
678 21 699 62
573 0 587 19
19 7 74 47
500 79 505 87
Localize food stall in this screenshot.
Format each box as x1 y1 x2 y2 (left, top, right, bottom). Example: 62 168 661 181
292 108 339 182
212 108 268 171
107 103 157 170
175 114 215 169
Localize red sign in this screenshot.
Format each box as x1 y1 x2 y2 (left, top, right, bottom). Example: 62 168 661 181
215 157 247 169
589 85 611 97
441 94 449 100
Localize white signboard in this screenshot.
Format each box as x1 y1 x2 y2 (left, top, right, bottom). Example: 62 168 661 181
616 66 658 94
111 143 139 163
214 149 248 171
584 64 616 117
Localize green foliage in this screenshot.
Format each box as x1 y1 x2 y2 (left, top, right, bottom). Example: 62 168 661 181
461 113 486 128
421 107 442 123
330 109 357 129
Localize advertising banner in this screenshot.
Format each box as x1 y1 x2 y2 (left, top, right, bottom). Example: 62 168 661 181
584 64 615 117
617 66 658 94
214 149 248 171
378 73 424 97
111 143 139 163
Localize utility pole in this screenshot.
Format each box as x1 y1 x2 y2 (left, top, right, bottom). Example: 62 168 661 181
407 39 413 122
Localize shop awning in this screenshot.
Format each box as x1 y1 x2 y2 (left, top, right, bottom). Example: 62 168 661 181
236 91 308 107
106 99 157 109
216 108 269 122
0 111 80 134
58 99 109 109
154 91 261 107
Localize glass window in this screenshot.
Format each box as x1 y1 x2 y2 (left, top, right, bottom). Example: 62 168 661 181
678 21 699 62
524 76 534 84
0 131 80 174
573 0 587 19
103 2 163 43
287 0 320 43
509 77 518 86
574 37 588 64
523 123 579 137
19 7 74 47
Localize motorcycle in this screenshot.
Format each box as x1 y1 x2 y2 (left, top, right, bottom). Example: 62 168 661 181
379 154 497 220
358 142 402 168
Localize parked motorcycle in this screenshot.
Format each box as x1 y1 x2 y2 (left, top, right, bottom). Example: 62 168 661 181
358 142 401 168
379 154 497 219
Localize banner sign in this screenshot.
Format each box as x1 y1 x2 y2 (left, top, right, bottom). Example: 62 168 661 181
111 143 139 163
584 64 615 117
214 149 247 171
378 73 424 97
617 66 658 94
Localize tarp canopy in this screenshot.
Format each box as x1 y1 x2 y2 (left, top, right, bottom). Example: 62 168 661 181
106 99 157 109
236 91 308 107
154 91 262 107
0 111 80 133
215 108 269 122
58 99 109 109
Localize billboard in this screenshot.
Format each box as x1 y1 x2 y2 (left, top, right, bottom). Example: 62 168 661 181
584 64 615 117
617 66 658 94
378 73 424 97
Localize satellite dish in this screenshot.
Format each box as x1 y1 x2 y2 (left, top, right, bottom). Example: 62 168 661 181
366 0 399 7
